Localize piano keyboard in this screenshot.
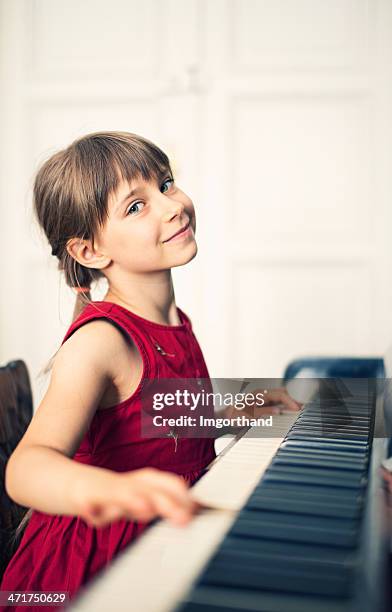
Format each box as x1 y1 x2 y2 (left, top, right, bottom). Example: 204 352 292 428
190 414 298 511
70 380 389 612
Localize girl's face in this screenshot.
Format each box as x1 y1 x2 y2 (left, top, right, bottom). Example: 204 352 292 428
95 172 197 274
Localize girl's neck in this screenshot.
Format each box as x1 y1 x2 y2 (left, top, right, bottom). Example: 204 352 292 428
103 276 180 327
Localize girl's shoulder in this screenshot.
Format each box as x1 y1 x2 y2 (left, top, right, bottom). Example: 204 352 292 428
59 302 141 379
58 309 145 408
62 301 118 344
59 302 150 411
59 317 133 375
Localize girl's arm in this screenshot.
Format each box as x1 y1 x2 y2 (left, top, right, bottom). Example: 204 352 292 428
5 321 195 527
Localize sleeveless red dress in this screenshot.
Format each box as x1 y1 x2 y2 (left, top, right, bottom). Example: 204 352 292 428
0 301 216 611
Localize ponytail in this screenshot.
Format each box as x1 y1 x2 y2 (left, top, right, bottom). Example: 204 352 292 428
71 286 92 323
37 282 92 380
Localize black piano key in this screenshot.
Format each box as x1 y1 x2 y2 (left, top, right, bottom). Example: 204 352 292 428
291 428 370 438
290 429 369 442
281 439 368 455
250 482 363 503
291 428 370 439
246 490 361 518
280 444 368 459
305 400 371 408
271 454 365 472
296 412 369 421
220 535 353 566
276 449 368 466
202 555 351 597
289 430 369 443
304 401 371 408
299 415 371 423
278 445 368 461
210 540 355 567
297 414 371 424
263 466 366 488
297 412 371 421
292 424 369 432
302 403 356 411
178 584 350 612
255 481 365 502
288 435 368 449
231 510 359 547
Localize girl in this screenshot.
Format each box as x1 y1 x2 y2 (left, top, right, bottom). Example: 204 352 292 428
0 131 299 610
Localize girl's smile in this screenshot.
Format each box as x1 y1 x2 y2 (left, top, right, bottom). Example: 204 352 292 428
162 220 193 244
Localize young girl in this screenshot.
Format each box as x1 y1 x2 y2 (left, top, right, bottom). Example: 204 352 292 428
0 131 299 610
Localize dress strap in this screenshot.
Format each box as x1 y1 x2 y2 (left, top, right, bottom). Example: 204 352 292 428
61 302 159 381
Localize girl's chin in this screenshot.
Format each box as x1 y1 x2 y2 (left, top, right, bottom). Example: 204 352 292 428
169 243 198 266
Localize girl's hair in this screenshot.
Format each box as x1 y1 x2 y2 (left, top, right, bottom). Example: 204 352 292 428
12 132 172 546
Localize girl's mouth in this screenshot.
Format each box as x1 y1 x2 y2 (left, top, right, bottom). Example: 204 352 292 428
163 221 192 243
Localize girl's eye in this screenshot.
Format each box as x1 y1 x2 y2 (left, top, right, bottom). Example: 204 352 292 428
161 178 174 193
126 201 144 216
126 178 174 215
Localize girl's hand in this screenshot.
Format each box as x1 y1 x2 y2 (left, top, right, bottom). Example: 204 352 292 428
232 387 302 418
260 387 303 414
76 468 197 528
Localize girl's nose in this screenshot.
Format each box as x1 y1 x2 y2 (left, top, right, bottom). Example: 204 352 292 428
161 197 185 222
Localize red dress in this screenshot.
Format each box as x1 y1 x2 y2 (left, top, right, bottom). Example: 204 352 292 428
0 301 216 611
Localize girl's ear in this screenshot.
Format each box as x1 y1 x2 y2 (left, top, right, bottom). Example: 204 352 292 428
66 238 111 270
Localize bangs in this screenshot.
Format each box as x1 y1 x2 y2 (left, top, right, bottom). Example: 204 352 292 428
71 131 172 229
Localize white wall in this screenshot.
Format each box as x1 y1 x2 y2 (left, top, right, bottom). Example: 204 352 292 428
1 0 392 408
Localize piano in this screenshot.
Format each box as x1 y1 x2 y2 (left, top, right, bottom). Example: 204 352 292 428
69 379 391 612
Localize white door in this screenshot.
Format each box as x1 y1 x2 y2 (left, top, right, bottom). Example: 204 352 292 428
198 0 392 379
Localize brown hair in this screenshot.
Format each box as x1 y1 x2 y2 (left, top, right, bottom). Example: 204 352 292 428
13 132 173 541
